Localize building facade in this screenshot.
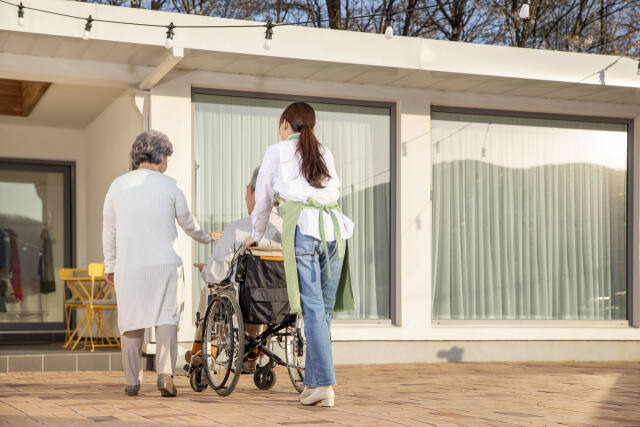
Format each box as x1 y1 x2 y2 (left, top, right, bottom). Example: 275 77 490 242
1 0 639 363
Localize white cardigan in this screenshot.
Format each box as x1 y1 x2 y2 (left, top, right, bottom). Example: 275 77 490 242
102 169 210 333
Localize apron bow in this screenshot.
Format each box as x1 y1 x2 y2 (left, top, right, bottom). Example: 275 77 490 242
303 198 344 278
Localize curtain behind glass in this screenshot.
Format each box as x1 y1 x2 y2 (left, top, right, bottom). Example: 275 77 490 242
432 112 628 320
193 94 391 319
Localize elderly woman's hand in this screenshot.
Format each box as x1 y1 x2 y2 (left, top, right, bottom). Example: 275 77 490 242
193 263 205 272
209 231 222 241
105 273 114 285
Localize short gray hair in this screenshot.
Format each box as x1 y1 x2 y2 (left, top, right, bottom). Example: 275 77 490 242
248 167 260 192
130 130 174 168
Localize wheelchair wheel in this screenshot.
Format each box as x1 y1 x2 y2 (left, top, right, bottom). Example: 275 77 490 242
254 365 277 390
285 314 305 393
190 366 208 392
202 288 244 397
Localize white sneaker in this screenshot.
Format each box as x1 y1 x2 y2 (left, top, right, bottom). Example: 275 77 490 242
299 386 315 402
300 386 335 407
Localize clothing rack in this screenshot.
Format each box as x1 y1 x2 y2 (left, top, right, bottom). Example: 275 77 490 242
15 237 42 252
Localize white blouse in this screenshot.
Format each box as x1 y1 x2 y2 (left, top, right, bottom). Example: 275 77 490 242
251 136 354 243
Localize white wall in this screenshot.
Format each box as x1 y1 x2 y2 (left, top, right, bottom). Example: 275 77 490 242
0 92 141 337
85 91 143 263
149 69 640 353
148 81 195 343
82 91 143 338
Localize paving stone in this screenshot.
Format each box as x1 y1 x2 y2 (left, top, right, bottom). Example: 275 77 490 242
0 362 639 425
88 416 119 422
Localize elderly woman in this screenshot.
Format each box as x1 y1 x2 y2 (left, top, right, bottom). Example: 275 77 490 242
103 130 215 397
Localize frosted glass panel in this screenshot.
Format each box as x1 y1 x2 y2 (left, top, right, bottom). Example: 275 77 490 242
432 112 628 320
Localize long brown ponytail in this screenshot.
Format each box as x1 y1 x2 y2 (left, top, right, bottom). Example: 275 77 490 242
280 102 331 189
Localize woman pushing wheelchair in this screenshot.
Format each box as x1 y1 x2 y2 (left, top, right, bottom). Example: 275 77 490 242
245 102 354 407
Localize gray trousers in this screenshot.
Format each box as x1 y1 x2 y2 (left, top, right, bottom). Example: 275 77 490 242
121 324 177 386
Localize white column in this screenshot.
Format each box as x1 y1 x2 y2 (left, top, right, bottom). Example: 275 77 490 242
148 77 197 345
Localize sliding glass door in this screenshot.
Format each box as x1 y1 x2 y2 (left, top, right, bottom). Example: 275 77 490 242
0 159 73 331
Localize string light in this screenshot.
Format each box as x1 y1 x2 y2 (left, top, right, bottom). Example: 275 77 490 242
0 0 489 50
264 19 273 50
165 22 175 49
17 1 24 26
82 15 93 40
519 1 530 19
384 16 394 39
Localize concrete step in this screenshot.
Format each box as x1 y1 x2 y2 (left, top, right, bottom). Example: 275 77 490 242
0 351 123 373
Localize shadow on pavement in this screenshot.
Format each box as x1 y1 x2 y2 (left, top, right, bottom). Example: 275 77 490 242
593 363 640 425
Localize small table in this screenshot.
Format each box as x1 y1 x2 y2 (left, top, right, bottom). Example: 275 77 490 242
60 268 119 351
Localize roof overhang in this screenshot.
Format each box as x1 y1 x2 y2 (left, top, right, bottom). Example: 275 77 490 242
0 0 639 105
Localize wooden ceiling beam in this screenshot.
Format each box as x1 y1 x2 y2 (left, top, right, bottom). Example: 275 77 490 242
0 78 50 116
21 81 50 116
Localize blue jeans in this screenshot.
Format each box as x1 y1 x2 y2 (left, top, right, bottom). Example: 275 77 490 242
295 226 343 387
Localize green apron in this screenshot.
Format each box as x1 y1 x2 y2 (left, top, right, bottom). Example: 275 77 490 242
274 133 354 314
277 190 355 314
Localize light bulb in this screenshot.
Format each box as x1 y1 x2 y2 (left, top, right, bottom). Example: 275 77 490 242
264 19 274 51
384 25 394 39
519 2 530 19
384 16 394 39
17 3 24 27
82 16 93 41
164 22 175 50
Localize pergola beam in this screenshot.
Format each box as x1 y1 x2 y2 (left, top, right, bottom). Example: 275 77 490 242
138 47 184 90
0 52 154 88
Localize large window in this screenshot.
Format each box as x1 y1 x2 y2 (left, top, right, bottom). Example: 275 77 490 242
431 109 630 321
192 91 393 320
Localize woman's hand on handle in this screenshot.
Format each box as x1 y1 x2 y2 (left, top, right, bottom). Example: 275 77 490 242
243 236 256 250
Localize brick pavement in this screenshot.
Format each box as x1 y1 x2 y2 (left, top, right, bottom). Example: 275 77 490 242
1 362 640 426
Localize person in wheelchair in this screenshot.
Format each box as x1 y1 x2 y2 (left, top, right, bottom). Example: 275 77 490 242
189 167 282 373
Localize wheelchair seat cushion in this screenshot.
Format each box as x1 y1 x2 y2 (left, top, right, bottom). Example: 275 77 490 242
236 251 290 324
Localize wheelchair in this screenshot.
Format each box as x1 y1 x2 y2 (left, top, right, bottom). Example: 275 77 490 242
184 244 306 396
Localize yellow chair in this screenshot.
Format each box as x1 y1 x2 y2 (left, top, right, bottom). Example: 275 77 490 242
60 268 91 350
60 264 120 351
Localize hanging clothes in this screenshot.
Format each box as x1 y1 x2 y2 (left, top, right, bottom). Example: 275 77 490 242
0 229 8 271
39 229 55 294
0 280 7 312
8 229 23 302
0 230 8 311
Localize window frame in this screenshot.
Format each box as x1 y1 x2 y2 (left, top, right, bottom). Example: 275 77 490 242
0 157 76 332
191 87 398 323
430 105 635 326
